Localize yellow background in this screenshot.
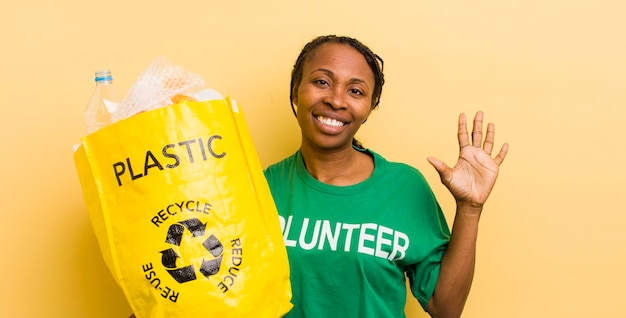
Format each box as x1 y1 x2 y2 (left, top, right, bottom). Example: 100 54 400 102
1 0 624 317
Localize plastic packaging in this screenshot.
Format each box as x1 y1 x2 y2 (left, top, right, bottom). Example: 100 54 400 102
85 70 120 134
111 57 204 123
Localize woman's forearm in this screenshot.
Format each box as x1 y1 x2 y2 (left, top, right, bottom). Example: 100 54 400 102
427 204 482 318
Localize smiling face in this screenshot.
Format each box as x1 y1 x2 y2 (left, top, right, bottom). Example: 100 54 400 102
293 42 376 152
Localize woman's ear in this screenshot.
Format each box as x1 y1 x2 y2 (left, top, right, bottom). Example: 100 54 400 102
290 100 298 118
292 94 298 107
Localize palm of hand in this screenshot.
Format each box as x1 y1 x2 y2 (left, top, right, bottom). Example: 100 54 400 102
427 112 508 208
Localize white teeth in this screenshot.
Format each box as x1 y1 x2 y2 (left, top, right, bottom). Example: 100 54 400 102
316 116 345 127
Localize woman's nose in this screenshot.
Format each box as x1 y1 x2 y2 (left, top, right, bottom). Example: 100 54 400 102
323 87 347 109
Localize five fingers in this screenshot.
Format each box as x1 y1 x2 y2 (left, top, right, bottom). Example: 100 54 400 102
458 111 508 165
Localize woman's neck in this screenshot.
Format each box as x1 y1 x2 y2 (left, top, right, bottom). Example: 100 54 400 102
300 145 374 186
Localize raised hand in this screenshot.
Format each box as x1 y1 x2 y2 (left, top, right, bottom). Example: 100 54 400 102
427 111 509 210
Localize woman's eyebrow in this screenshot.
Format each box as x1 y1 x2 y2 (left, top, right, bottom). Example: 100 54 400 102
309 68 334 76
309 68 369 86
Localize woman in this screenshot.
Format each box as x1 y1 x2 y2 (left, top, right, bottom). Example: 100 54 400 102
263 35 508 317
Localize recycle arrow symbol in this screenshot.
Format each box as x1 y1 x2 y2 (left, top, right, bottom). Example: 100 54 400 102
180 218 207 237
200 256 223 277
160 248 180 268
165 218 207 246
203 234 224 257
160 218 222 283
160 248 197 283
199 234 224 277
167 266 197 283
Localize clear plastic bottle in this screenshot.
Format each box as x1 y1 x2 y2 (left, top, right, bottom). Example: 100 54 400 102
84 70 120 134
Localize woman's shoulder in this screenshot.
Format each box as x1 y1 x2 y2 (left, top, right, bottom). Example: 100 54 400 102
264 151 300 180
368 150 439 206
368 149 426 178
363 149 434 195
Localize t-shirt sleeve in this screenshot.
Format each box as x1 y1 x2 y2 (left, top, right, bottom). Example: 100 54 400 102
403 171 450 310
406 239 448 310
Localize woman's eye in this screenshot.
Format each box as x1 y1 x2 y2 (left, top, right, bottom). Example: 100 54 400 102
314 79 329 86
350 88 363 95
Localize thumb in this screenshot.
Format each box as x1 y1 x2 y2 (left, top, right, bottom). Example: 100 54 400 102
427 156 452 183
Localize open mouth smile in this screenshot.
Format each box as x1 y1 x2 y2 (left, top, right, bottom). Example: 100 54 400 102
316 115 346 127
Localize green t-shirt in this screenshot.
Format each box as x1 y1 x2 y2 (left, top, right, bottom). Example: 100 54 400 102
264 149 450 318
